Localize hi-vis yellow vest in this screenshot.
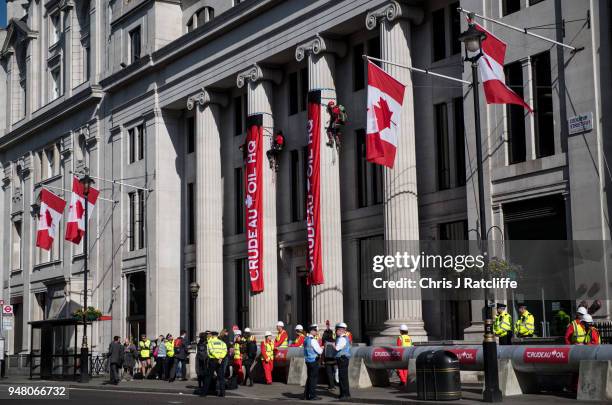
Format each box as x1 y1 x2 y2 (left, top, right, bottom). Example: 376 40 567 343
570 320 587 344
264 341 274 361
165 340 175 357
208 337 228 360
233 341 242 360
398 335 412 347
139 339 151 358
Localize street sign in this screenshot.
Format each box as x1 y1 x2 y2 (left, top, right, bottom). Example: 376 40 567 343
568 112 593 135
2 317 12 331
2 305 13 315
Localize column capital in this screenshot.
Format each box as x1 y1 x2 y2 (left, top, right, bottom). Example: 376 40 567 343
365 1 424 30
186 88 229 110
236 64 282 88
59 0 75 11
295 34 346 62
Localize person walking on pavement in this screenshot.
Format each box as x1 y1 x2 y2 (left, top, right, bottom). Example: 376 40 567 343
334 322 351 401
122 338 137 381
396 324 412 385
303 324 323 401
195 332 209 393
165 333 176 382
138 334 152 377
514 304 535 338
274 321 289 349
261 331 275 384
202 331 228 397
108 336 124 385
156 335 167 380
565 306 588 344
242 328 257 386
321 322 336 389
493 303 513 345
232 330 244 384
174 330 188 381
290 325 305 347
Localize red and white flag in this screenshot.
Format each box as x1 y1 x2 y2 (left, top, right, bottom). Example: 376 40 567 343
36 189 67 250
366 61 406 168
65 176 100 245
474 23 532 112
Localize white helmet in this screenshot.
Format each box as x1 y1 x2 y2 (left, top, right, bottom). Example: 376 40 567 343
295 324 304 331
335 322 347 329
399 324 409 332
582 314 593 323
276 321 284 327
244 327 251 333
264 330 272 336
577 306 588 316
234 330 242 335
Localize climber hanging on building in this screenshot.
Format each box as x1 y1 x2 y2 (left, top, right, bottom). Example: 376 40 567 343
326 100 347 149
266 130 285 172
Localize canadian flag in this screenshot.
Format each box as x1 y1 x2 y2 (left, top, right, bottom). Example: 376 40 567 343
36 189 67 250
474 23 532 112
65 176 100 244
366 61 406 168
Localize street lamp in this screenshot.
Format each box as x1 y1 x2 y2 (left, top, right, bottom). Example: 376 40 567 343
79 173 94 383
459 17 502 403
189 281 200 342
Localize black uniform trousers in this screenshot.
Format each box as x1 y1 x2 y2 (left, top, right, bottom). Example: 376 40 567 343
337 356 350 399
304 361 320 400
243 358 254 386
202 359 225 397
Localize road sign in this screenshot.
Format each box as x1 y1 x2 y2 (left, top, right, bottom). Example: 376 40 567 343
2 317 12 331
2 305 13 316
568 112 593 135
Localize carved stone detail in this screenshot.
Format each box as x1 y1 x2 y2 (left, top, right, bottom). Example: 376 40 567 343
365 0 424 30
295 34 347 62
186 88 228 110
236 64 282 88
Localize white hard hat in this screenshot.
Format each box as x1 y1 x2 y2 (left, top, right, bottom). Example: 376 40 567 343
264 331 272 336
335 322 347 329
582 314 593 323
295 324 304 331
577 307 588 316
244 327 251 333
399 324 409 332
276 321 284 327
234 330 242 335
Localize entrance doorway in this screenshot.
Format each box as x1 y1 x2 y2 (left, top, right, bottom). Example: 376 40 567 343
126 272 146 341
296 266 312 327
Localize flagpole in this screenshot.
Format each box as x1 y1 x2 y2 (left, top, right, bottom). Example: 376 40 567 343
70 172 153 193
457 7 578 52
41 185 117 203
363 55 471 85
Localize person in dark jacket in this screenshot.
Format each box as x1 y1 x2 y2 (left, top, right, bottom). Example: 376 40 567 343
108 336 124 384
242 328 257 387
122 338 137 380
196 332 210 394
174 330 188 381
322 324 336 389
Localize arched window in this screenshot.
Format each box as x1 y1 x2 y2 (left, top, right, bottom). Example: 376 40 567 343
187 6 214 32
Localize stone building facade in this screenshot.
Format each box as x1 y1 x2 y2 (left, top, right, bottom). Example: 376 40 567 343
0 0 611 359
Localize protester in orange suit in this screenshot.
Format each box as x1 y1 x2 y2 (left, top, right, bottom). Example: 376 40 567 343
565 306 588 344
583 314 600 345
232 330 244 384
396 324 413 385
274 321 289 349
290 325 305 347
261 331 275 384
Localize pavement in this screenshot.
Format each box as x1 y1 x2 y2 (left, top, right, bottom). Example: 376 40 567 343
0 375 597 404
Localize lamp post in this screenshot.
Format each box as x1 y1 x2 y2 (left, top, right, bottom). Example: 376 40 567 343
189 281 200 342
459 17 502 403
79 173 94 383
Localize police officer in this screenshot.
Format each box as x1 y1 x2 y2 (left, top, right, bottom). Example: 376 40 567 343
242 328 257 386
202 331 228 397
493 303 513 345
396 324 412 385
514 304 535 338
334 322 351 401
195 331 209 393
164 333 176 382
303 324 323 401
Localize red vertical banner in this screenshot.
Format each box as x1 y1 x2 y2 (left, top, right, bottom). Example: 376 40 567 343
245 114 264 293
306 91 323 285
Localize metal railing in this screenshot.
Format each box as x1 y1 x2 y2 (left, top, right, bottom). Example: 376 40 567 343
595 321 612 344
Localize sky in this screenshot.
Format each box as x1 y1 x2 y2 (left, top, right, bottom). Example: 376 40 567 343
0 0 6 29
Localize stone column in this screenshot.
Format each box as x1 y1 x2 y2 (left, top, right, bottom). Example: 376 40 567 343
366 1 427 343
295 35 346 326
61 1 74 98
187 89 228 333
237 64 282 338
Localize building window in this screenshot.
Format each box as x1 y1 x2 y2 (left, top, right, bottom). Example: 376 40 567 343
234 95 247 136
129 26 141 64
532 51 554 158
502 0 521 16
367 36 380 65
187 182 195 245
234 167 245 234
353 43 365 91
356 129 383 208
449 2 461 55
12 220 22 271
187 18 194 32
126 272 146 340
128 124 144 164
196 6 214 26
137 190 145 249
45 144 59 178
435 103 451 190
505 61 526 164
290 150 302 222
300 67 308 111
235 258 249 327
50 67 61 100
432 8 446 61
128 192 136 251
50 11 61 45
288 72 298 115
453 98 466 186
187 116 195 154
439 220 468 240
